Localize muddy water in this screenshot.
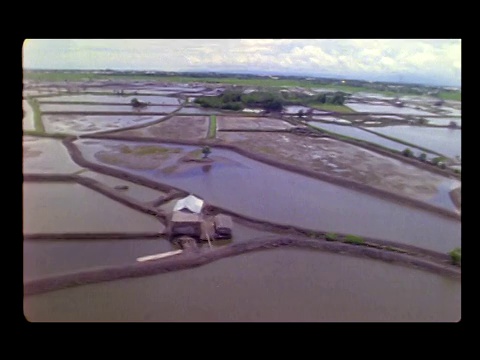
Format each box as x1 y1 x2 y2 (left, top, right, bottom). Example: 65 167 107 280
80 171 166 203
369 126 461 159
23 182 162 234
309 122 437 158
345 103 435 116
75 139 460 252
23 137 84 174
23 100 35 131
39 94 181 105
40 103 180 114
23 249 460 322
24 238 171 281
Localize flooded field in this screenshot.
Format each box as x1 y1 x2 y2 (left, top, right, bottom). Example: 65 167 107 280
283 105 312 114
370 126 461 159
75 139 460 252
23 182 162 234
311 116 352 124
425 117 462 127
24 238 171 281
217 116 295 131
114 116 209 140
42 114 162 135
39 94 181 105
23 137 83 174
23 100 35 131
79 171 166 203
40 103 180 114
24 248 460 322
309 121 437 158
345 102 435 116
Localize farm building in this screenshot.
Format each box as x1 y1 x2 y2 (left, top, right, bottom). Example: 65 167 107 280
169 211 203 238
214 214 233 239
173 194 204 214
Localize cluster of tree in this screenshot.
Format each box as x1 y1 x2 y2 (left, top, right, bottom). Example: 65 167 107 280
194 89 346 112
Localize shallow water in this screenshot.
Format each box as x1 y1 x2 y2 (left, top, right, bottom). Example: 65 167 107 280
23 238 171 281
369 126 461 159
23 249 460 322
425 117 462 127
23 137 84 174
40 103 180 114
42 114 162 135
75 139 461 252
39 94 180 105
345 103 435 116
309 122 437 158
79 171 166 203
23 182 162 234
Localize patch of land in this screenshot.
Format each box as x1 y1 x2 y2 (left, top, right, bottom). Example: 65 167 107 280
217 116 295 131
112 115 209 140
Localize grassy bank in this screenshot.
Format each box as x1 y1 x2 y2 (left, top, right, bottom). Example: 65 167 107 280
208 115 217 138
26 98 45 133
437 91 461 101
310 103 355 113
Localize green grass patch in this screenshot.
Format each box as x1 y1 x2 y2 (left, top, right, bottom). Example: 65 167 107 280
258 146 275 154
326 232 338 241
344 234 365 245
208 115 217 138
449 247 461 265
437 91 461 101
121 145 181 156
26 98 45 133
310 103 355 113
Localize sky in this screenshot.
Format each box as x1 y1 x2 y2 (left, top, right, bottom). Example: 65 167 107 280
23 39 461 87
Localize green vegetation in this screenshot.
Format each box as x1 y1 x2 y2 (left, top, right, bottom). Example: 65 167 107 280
431 156 448 165
208 115 217 138
344 234 365 245
437 91 461 101
402 148 413 157
194 88 349 113
258 146 275 154
26 98 45 133
326 232 338 241
120 145 181 156
310 103 355 113
419 152 427 162
449 247 461 265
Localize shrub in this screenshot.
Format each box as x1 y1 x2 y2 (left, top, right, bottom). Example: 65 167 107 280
419 153 427 162
402 148 413 157
344 234 365 245
449 247 461 265
326 233 337 241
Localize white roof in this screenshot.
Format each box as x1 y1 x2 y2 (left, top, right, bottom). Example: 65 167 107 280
173 195 204 214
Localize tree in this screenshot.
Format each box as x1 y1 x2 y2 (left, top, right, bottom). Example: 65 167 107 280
202 146 211 159
297 109 305 118
419 153 427 162
402 148 413 157
448 121 458 128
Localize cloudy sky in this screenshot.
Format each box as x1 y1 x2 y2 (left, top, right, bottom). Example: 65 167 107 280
23 39 461 86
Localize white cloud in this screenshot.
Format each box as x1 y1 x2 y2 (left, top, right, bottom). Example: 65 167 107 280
23 39 461 86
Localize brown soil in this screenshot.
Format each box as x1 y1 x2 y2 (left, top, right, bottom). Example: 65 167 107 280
113 115 209 140
217 116 295 131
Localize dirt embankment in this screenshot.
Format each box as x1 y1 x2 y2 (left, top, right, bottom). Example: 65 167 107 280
23 235 460 296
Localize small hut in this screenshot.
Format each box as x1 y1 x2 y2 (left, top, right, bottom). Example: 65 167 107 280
169 211 203 238
214 214 233 239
